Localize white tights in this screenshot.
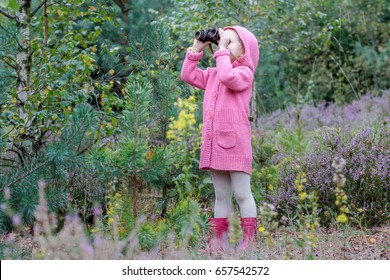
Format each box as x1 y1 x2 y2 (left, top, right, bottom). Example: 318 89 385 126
211 170 257 218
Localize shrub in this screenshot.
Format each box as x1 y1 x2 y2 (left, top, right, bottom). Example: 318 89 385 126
268 125 389 227
256 92 389 227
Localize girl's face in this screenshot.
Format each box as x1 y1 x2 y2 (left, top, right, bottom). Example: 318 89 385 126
224 29 245 62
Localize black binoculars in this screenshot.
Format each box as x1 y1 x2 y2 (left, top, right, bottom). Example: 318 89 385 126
195 28 220 45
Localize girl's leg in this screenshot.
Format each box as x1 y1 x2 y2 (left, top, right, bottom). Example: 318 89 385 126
210 170 233 218
231 171 257 249
230 171 256 217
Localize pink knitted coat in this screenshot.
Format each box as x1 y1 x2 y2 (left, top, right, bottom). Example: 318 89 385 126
181 26 259 175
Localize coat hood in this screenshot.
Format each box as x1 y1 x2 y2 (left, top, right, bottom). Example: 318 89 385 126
223 26 259 72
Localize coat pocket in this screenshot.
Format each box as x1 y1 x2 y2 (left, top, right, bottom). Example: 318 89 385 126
216 128 236 149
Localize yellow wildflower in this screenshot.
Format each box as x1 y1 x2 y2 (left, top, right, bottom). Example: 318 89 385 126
299 192 307 200
336 213 348 223
107 205 114 215
258 226 265 233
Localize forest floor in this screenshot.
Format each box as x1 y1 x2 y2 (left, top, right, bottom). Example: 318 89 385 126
1 224 388 260
237 226 389 260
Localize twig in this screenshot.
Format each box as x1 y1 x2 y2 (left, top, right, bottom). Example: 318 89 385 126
1 55 17 70
0 8 17 22
30 0 47 19
0 157 18 164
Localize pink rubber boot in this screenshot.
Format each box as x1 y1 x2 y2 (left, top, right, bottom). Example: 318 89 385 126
240 217 257 249
208 217 229 251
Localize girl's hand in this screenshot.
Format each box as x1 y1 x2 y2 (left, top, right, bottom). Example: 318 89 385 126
192 39 211 53
218 28 230 50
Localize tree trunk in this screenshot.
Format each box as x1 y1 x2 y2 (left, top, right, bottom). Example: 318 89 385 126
44 1 48 45
16 0 32 105
130 175 142 220
249 81 258 127
161 184 168 218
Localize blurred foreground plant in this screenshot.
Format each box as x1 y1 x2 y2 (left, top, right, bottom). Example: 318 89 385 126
292 172 320 260
332 157 349 224
29 179 204 259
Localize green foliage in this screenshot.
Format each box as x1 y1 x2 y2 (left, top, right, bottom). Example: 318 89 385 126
137 223 158 251
125 26 181 142
275 127 312 157
0 21 17 91
0 103 98 231
166 95 212 201
120 80 152 139
0 0 117 167
167 198 203 246
227 213 243 246
293 172 320 260
251 133 280 203
162 0 390 113
0 0 19 10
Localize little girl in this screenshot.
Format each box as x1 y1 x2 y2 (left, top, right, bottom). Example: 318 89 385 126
181 26 259 250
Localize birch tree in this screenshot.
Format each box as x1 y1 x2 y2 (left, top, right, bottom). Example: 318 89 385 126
0 0 113 165
0 0 46 111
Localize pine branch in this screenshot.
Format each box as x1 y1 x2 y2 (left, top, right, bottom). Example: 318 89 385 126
4 105 96 188
137 150 167 174
62 107 93 147
4 160 48 189
0 8 17 22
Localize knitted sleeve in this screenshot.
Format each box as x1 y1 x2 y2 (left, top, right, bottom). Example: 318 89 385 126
214 49 253 91
180 48 212 90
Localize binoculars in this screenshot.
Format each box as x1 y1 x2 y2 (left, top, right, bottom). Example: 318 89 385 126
195 28 220 45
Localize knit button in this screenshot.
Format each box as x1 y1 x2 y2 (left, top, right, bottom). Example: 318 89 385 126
206 133 212 140
209 113 213 119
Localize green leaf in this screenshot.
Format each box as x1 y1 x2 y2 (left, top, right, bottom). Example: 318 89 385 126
8 0 18 10
0 0 8 9
294 238 304 249
51 113 59 121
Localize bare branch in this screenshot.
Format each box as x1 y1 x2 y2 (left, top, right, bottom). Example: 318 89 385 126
1 54 16 63
31 0 47 19
0 8 17 22
0 157 18 164
1 55 17 69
